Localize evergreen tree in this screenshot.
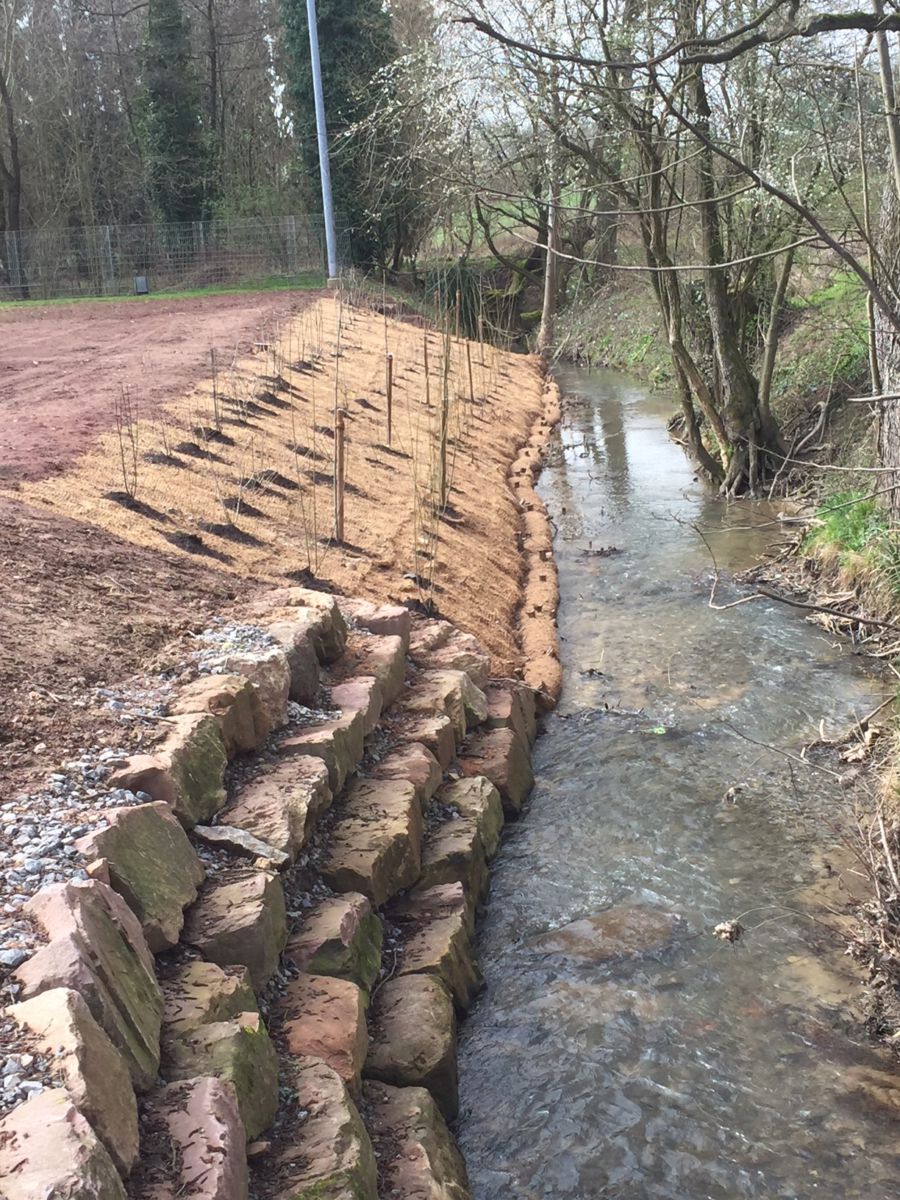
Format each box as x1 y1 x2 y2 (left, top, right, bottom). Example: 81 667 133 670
140 0 212 223
281 0 397 265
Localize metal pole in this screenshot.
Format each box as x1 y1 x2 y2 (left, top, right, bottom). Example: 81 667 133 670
305 0 339 283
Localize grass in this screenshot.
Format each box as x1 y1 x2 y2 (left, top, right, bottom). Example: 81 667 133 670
805 490 900 607
0 273 326 311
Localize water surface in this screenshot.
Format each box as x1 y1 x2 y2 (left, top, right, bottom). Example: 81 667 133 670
456 368 900 1199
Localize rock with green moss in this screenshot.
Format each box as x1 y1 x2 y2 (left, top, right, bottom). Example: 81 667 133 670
160 960 257 1048
273 1057 377 1200
161 712 228 828
284 894 383 998
76 802 205 952
14 880 163 1091
162 1011 278 1139
364 1081 471 1200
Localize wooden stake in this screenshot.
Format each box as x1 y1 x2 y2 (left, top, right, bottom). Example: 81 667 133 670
386 352 394 445
423 335 431 407
455 289 461 341
466 341 475 411
335 409 345 543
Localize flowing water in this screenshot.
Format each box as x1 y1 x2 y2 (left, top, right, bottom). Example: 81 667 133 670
456 368 900 1199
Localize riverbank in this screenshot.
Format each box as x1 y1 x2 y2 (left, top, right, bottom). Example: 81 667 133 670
1 293 560 798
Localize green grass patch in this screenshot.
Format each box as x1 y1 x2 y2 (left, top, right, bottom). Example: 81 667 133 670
805 490 900 600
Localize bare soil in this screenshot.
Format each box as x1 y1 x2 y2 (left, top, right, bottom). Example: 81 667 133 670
0 290 322 485
0 292 556 796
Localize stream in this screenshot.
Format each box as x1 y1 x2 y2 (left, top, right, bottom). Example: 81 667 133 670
456 368 900 1199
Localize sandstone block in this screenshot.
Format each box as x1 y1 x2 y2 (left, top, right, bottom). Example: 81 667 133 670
219 645 291 737
439 776 504 859
76 802 205 952
364 1081 471 1200
372 742 442 807
0 1089 125 1200
330 675 383 735
277 709 365 793
418 629 491 689
15 880 162 1091
341 598 411 649
390 884 483 1012
402 671 486 742
416 816 489 909
401 715 457 770
220 757 331 860
163 1012 278 1140
160 712 228 828
283 893 383 996
363 634 407 705
281 975 368 1095
172 674 268 756
484 681 537 747
458 726 534 816
7 988 139 1176
193 824 290 869
365 975 458 1120
105 754 175 807
134 1077 247 1200
253 587 347 661
182 869 287 989
408 620 454 658
321 779 422 907
161 961 257 1043
265 619 320 704
273 1057 377 1200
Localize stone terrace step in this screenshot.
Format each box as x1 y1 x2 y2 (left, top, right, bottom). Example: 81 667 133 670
218 755 332 862
260 1056 378 1200
181 868 287 989
131 1077 248 1200
458 726 535 816
399 670 487 742
415 811 490 910
321 779 422 907
364 975 458 1121
370 741 442 808
280 974 368 1097
329 629 408 708
388 882 483 1012
364 1081 472 1200
277 709 365 794
283 892 383 997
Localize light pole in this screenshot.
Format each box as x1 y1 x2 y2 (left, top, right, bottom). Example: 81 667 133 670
305 0 339 283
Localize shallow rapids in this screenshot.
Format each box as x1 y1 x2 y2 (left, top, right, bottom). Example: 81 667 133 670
456 369 900 1199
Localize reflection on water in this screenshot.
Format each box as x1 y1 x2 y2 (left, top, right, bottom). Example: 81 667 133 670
456 369 900 1199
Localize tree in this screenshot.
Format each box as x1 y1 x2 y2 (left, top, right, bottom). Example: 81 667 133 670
281 0 398 264
141 0 213 222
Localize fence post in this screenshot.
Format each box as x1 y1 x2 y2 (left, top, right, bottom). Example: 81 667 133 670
386 352 393 445
283 215 299 275
100 226 115 294
5 230 24 298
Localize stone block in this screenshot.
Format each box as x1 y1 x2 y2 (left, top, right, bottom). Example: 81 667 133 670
438 776 504 859
371 742 442 808
330 675 384 736
416 816 489 909
133 1077 247 1200
163 1012 278 1140
182 870 287 989
484 681 537 748
272 1057 377 1200
220 757 331 860
76 802 205 952
159 712 228 829
364 975 458 1120
281 974 368 1095
401 715 457 770
360 634 407 705
0 1089 125 1200
340 598 411 649
7 988 139 1176
15 880 162 1091
321 779 422 907
284 893 382 996
161 961 257 1043
458 726 534 816
277 709 365 793
171 674 268 756
389 884 483 1012
219 645 291 737
364 1081 471 1200
265 619 320 704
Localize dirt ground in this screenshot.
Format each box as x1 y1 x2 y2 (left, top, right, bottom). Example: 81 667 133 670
1 291 554 795
0 290 321 484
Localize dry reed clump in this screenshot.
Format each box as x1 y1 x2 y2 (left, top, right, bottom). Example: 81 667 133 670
16 294 549 675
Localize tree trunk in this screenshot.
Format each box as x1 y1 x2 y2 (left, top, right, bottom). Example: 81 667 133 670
875 182 900 517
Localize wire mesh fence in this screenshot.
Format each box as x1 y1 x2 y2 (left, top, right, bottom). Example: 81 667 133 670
0 214 339 302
